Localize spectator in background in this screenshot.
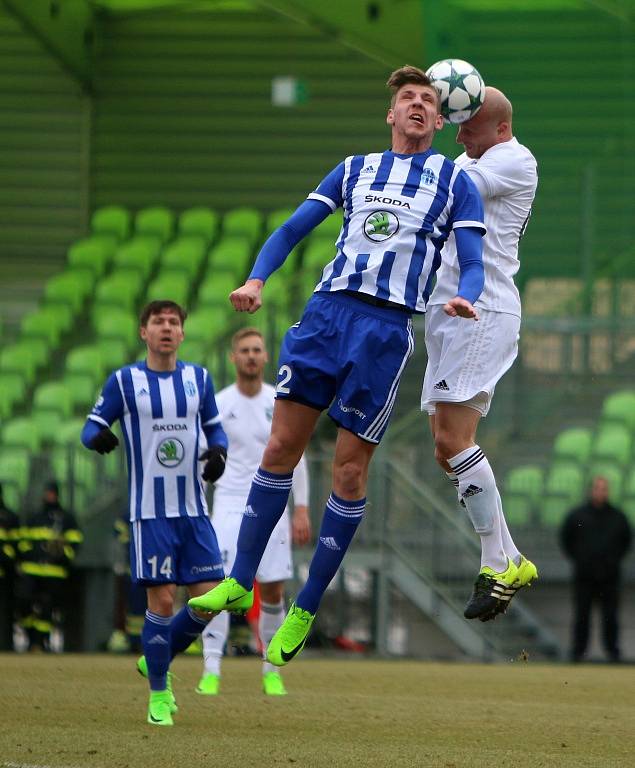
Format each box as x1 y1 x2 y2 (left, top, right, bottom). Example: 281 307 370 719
0 482 20 650
560 475 632 663
16 481 83 652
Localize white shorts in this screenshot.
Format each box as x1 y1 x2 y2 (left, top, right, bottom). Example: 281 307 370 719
421 306 520 417
211 493 293 584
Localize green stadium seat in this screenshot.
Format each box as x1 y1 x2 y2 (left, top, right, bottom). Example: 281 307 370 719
552 427 593 465
44 269 94 313
0 447 30 507
601 390 635 431
95 271 144 311
135 206 175 245
539 495 572 527
113 239 161 278
33 382 73 418
502 494 532 526
179 339 206 365
207 237 252 278
53 418 87 446
21 337 49 369
312 212 343 239
222 207 262 247
303 236 335 270
588 462 623 501
591 424 631 466
184 307 227 344
61 373 99 413
161 237 207 278
197 273 237 310
95 338 129 371
504 465 544 500
20 305 73 346
2 417 41 453
544 462 585 500
0 343 40 384
146 271 190 306
67 236 116 277
0 372 26 419
265 208 294 236
93 311 138 350
178 207 219 244
66 346 105 381
91 205 131 242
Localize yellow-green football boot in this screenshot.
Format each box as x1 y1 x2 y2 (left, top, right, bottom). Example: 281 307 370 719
464 557 519 621
266 603 315 667
136 656 178 714
188 577 254 615
147 690 173 727
195 673 220 696
262 671 287 696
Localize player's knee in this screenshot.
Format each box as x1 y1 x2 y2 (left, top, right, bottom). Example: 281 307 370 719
262 434 299 471
333 460 365 498
434 430 461 462
150 593 174 617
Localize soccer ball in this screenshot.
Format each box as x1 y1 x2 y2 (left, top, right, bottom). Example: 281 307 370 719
425 59 485 125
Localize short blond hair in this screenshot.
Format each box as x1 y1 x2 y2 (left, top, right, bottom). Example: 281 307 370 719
231 327 264 349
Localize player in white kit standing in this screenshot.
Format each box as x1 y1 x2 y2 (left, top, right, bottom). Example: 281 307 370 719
422 87 539 621
197 328 311 696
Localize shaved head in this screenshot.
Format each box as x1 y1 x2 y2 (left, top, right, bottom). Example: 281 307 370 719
456 86 514 158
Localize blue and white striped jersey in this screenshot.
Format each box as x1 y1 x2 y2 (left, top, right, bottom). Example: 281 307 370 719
308 149 485 312
87 361 223 522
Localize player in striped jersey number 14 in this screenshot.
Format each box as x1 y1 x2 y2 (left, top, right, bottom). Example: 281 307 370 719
81 300 234 727
189 65 486 663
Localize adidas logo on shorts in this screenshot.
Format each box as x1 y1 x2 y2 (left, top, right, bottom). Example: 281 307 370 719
461 484 483 498
433 379 450 391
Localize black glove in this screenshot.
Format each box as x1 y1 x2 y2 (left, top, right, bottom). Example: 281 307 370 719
90 428 119 455
199 445 227 483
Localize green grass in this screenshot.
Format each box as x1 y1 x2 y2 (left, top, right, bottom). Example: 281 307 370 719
2 654 634 767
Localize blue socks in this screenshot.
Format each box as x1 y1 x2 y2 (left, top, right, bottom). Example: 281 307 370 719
169 605 208 658
296 493 365 614
142 610 171 691
231 468 293 589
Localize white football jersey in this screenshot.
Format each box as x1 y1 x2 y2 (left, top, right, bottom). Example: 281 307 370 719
308 149 485 312
428 137 538 317
213 382 308 504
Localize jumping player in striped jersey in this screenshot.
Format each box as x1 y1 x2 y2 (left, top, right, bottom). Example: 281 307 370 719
421 87 539 620
189 65 486 664
81 300 231 727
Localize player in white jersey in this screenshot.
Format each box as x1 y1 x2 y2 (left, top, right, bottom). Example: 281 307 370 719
81 301 231 727
197 328 310 696
421 87 539 621
190 65 486 667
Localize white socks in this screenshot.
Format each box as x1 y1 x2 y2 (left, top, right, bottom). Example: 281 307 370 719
447 445 509 572
202 611 229 676
260 600 286 675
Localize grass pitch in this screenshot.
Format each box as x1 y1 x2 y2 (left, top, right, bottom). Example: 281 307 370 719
1 653 633 768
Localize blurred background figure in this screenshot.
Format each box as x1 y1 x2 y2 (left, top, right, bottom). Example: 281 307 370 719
0 482 20 650
16 481 83 652
560 475 632 663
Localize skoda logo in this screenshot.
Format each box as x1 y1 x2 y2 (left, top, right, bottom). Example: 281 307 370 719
363 210 399 242
157 438 185 468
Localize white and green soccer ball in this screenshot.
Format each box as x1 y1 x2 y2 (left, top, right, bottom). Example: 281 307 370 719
425 58 485 125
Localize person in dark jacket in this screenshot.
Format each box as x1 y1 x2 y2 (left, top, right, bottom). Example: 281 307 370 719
16 481 83 651
560 475 632 662
0 483 20 650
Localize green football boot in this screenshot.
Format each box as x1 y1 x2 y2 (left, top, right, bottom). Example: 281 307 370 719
195 672 220 696
262 671 287 696
147 690 173 727
188 577 254 615
136 656 178 714
488 554 539 619
266 603 315 667
464 557 519 621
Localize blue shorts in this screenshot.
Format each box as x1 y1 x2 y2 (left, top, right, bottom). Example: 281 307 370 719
129 516 224 586
276 292 414 443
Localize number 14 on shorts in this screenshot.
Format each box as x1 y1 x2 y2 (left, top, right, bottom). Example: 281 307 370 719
147 555 173 579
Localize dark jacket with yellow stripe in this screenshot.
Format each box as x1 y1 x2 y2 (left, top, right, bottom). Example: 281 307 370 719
17 502 83 579
0 501 20 578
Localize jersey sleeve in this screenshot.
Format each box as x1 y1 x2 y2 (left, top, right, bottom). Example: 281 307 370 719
87 372 124 428
450 169 486 232
200 370 228 449
465 150 536 200
307 161 346 211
